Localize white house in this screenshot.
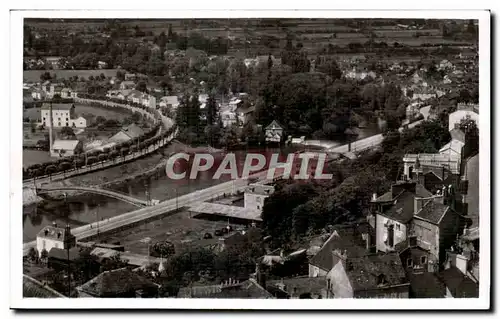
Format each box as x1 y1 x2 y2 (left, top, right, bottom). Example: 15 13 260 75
159 96 180 109
50 139 83 157
244 184 275 212
60 88 72 99
221 110 238 127
141 94 156 109
97 61 108 69
36 224 76 258
120 81 136 90
40 103 87 128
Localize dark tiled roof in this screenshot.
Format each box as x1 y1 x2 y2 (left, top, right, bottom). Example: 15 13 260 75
438 267 479 298
41 103 74 111
347 253 409 291
267 276 327 297
415 200 450 225
409 272 446 298
309 223 372 271
37 225 75 242
48 247 80 261
379 191 418 224
23 275 66 298
178 279 273 299
77 268 158 297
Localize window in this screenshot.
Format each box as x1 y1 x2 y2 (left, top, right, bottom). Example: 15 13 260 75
421 256 427 264
396 223 401 231
256 197 262 203
407 258 413 268
43 117 45 121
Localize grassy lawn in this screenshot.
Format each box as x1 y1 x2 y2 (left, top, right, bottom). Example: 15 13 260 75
23 69 119 82
23 149 53 168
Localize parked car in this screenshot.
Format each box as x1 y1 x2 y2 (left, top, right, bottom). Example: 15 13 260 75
204 232 213 239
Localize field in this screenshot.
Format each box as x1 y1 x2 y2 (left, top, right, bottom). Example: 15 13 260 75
23 149 53 168
23 69 119 82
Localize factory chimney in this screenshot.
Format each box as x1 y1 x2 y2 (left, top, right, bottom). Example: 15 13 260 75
48 101 54 153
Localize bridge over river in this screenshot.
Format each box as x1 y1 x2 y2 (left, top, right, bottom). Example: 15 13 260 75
37 185 152 208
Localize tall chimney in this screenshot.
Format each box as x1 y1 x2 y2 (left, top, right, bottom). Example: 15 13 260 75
48 102 54 153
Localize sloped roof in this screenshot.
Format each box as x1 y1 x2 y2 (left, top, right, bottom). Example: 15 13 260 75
347 252 409 291
415 199 450 225
309 223 372 271
379 191 420 224
77 268 157 297
122 123 144 139
267 276 327 297
439 140 465 156
178 279 273 299
408 272 446 298
438 267 479 298
265 120 283 131
52 139 81 151
48 247 80 261
23 275 66 298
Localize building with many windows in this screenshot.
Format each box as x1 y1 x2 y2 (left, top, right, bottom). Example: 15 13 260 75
40 103 87 128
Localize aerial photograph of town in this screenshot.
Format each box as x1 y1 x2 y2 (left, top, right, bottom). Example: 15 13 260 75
18 15 483 304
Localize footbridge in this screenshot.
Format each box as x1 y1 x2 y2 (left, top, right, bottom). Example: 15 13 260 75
36 185 152 208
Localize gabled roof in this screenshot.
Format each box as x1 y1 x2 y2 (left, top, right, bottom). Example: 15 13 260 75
415 199 450 225
438 267 479 298
266 276 327 298
52 139 81 151
122 123 144 139
309 223 373 271
37 225 74 241
177 279 273 299
408 272 446 298
77 268 157 297
346 252 409 291
378 191 420 224
265 120 283 131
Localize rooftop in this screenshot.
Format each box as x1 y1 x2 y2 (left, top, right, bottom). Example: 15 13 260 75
177 278 273 299
48 247 80 261
438 267 479 298
122 123 144 140
245 184 275 196
309 222 373 271
76 268 158 297
415 199 450 225
266 276 327 298
408 272 446 298
37 225 74 241
41 103 75 111
23 275 66 298
52 139 81 151
347 252 409 291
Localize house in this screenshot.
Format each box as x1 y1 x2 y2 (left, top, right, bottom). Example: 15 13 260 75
159 96 180 109
47 247 80 270
141 94 156 109
120 81 136 90
76 268 159 298
127 90 143 104
371 181 432 253
265 120 284 143
109 123 144 144
97 61 108 69
327 252 410 298
235 103 255 125
266 276 331 299
244 184 275 212
309 222 375 278
50 139 84 157
177 278 273 299
448 103 479 132
198 94 209 109
60 88 72 99
36 224 76 258
31 88 46 100
396 236 437 274
41 103 86 128
45 56 62 69
221 109 238 127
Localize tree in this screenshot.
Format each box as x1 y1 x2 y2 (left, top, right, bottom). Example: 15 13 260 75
151 241 175 258
40 72 52 82
27 247 38 262
60 126 76 140
206 94 218 126
136 81 147 93
316 57 342 80
45 165 57 178
100 254 129 273
58 162 72 177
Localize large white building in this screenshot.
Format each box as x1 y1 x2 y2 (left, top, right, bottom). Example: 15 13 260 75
40 103 87 128
36 224 76 258
244 184 275 212
50 139 83 157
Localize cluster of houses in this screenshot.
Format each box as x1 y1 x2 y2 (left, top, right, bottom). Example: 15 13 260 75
25 81 80 102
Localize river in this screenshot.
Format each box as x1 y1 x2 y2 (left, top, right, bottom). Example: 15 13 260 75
22 121 382 243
